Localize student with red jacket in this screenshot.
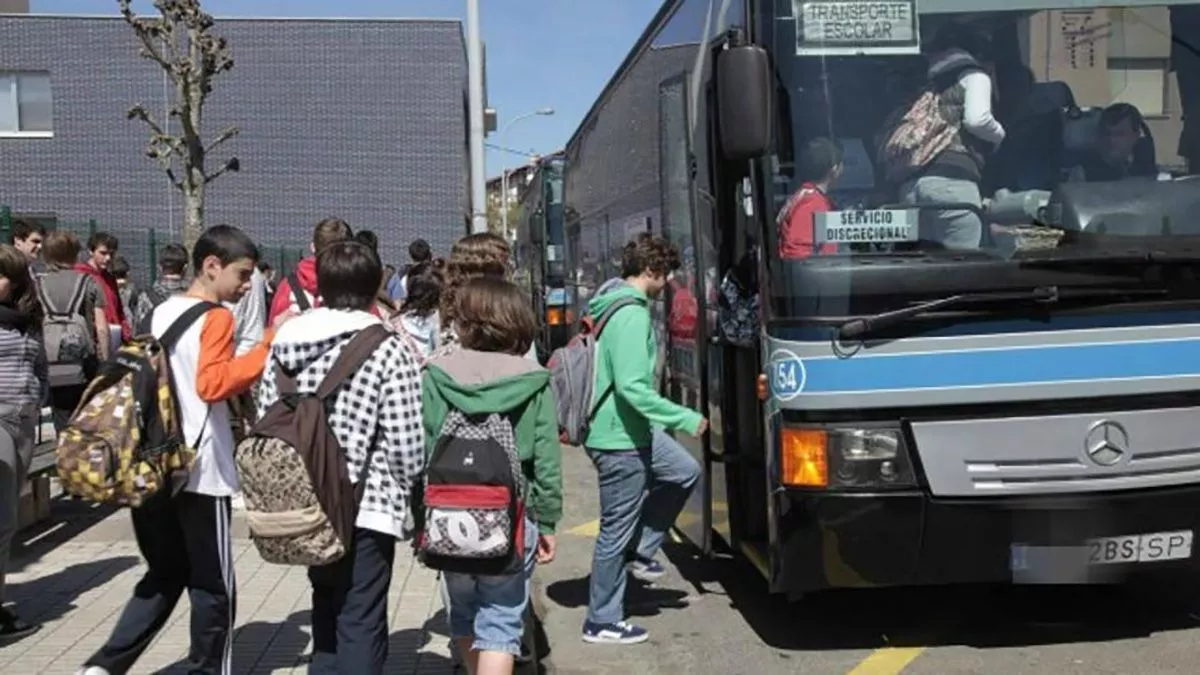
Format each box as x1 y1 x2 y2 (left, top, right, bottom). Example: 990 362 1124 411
777 137 843 260
74 232 130 345
267 218 352 324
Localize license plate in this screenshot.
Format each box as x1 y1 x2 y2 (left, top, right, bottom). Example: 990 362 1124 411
1086 530 1193 565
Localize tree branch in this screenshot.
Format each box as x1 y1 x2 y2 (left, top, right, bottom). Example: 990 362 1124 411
165 167 185 191
204 157 240 185
205 125 239 153
126 104 167 138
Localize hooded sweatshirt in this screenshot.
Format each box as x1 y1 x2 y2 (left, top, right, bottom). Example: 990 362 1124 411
256 307 426 539
397 310 441 358
422 348 562 535
75 262 129 341
586 282 703 451
267 256 318 325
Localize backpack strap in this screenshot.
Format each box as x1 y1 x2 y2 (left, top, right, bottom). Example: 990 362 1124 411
585 296 644 419
35 270 68 317
64 273 90 317
588 296 641 337
159 301 222 351
315 324 391 399
288 272 311 311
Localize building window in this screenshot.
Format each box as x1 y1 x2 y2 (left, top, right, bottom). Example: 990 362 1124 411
1108 58 1168 117
0 71 53 135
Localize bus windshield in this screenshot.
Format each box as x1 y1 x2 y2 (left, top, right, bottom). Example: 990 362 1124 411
767 1 1200 309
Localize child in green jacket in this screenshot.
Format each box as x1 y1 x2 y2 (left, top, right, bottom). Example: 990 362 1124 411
421 276 561 675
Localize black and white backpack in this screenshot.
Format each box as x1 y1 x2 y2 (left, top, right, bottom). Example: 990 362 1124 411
417 409 527 575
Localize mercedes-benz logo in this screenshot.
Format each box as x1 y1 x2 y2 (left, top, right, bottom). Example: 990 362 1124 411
1084 419 1129 467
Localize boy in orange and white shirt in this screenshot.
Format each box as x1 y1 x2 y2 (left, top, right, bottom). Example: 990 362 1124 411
81 226 293 675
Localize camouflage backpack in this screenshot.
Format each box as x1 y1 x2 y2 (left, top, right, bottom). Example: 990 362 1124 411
56 302 219 507
875 85 960 185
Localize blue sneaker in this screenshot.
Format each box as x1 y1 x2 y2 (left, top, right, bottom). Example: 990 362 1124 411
628 558 666 582
581 620 650 645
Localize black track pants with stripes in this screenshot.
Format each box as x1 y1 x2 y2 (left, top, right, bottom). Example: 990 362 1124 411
85 491 236 675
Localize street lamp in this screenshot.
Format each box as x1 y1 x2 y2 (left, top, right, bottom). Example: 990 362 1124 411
501 107 555 235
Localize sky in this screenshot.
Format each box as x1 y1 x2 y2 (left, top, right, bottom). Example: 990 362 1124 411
31 0 661 179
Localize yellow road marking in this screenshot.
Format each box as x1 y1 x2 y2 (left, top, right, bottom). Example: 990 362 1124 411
845 647 927 675
567 510 929 675
565 519 600 537
565 510 710 538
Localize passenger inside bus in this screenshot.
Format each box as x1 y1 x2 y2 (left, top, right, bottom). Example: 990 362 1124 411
773 7 1200 260
895 24 1005 251
1065 103 1159 183
777 137 842 259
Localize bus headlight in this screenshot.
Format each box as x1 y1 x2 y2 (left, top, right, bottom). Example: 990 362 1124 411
779 426 915 490
828 428 915 489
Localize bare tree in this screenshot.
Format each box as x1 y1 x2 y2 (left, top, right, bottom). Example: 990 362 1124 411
119 0 239 250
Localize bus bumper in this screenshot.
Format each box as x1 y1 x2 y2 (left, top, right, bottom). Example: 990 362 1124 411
772 484 1200 594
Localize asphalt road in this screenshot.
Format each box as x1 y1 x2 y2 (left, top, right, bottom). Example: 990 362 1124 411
530 448 1200 675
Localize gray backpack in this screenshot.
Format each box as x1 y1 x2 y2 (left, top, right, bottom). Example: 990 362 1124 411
37 272 96 387
547 298 639 445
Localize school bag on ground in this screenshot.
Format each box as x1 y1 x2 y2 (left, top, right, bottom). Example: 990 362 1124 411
417 407 528 575
37 271 96 388
546 297 639 445
875 84 960 185
56 302 220 507
236 325 389 566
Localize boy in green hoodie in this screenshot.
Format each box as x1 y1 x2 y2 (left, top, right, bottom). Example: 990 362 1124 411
581 233 708 646
422 276 561 675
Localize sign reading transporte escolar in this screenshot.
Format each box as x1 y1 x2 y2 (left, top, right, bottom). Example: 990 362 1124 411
793 0 921 56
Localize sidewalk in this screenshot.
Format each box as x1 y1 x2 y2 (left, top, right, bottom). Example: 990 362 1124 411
0 499 455 675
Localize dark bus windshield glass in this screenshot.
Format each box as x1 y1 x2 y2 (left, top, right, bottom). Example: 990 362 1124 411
766 2 1200 306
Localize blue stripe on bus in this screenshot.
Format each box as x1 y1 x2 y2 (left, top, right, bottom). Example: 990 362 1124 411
791 338 1200 394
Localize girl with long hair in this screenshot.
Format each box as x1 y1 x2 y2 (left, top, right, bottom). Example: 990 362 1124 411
0 244 48 642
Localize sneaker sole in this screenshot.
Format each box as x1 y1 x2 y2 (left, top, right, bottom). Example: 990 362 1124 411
629 568 666 583
581 632 650 645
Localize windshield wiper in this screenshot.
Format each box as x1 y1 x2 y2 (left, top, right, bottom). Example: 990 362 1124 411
835 285 1167 341
1019 251 1200 271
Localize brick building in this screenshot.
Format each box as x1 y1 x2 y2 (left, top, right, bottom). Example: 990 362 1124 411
0 13 468 277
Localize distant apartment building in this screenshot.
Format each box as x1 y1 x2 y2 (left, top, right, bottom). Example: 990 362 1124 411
0 13 469 277
0 1 27 14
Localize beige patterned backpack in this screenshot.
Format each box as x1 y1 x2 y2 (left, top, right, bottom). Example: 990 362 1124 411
236 325 389 566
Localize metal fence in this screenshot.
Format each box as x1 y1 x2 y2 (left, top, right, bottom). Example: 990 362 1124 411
0 205 307 289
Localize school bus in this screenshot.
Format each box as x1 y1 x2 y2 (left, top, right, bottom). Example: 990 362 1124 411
561 0 1200 596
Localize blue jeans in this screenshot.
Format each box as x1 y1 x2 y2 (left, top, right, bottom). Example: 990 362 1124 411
443 517 539 656
585 429 700 625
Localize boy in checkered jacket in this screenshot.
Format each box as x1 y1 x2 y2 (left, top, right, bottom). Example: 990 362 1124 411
255 240 424 674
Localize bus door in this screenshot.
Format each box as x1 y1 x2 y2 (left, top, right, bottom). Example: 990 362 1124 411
659 72 716 552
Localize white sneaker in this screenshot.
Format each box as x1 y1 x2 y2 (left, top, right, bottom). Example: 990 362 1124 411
77 667 110 675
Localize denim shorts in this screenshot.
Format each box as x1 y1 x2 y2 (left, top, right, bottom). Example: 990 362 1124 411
443 517 538 655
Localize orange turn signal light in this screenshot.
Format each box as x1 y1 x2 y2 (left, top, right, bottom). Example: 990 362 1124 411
780 428 829 488
547 307 565 326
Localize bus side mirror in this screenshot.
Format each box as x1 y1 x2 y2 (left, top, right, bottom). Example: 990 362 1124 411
717 44 771 161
